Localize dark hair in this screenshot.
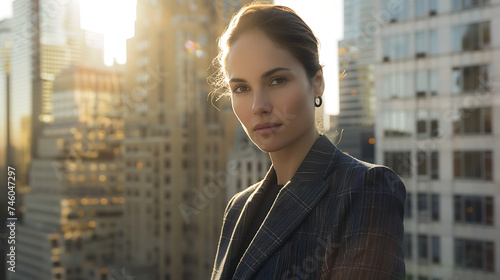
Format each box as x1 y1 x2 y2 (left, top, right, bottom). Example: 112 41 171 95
208 2 324 104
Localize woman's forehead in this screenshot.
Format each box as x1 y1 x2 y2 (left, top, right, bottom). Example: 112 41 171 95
226 31 299 79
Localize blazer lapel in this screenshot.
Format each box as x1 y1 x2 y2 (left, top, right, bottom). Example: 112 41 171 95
231 134 337 280
215 158 278 280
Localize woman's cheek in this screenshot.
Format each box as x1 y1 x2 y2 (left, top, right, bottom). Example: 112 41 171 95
232 100 250 128
279 89 306 120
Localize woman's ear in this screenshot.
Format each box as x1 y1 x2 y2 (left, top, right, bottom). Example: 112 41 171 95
313 68 325 97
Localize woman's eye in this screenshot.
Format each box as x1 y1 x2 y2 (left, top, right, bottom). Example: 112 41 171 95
233 85 248 94
270 77 287 86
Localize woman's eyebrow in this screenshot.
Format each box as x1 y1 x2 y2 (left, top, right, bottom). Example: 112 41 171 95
229 67 291 83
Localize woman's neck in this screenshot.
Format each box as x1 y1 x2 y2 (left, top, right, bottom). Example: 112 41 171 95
269 128 320 185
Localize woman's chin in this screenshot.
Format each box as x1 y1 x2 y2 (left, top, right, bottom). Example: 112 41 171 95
251 137 283 153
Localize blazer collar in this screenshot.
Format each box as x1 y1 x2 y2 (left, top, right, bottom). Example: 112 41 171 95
224 134 338 280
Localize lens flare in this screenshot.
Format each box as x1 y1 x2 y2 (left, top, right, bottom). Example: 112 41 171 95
184 40 204 58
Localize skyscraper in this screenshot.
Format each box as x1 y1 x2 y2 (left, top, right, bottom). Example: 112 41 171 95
337 0 376 163
375 1 498 279
10 64 124 280
9 0 102 221
119 1 253 279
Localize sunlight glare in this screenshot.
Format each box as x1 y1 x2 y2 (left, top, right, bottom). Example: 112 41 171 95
80 0 137 65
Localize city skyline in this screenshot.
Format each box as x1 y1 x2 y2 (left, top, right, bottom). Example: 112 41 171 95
0 0 343 115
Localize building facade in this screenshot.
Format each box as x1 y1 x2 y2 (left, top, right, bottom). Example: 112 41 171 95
9 0 104 222
337 0 376 163
374 1 499 279
11 65 125 280
119 1 254 279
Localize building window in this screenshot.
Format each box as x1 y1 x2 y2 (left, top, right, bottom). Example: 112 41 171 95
431 194 439 221
455 238 494 272
432 236 440 264
453 22 490 51
454 195 494 225
385 151 411 177
454 151 493 180
452 0 490 11
415 0 438 17
416 110 439 137
415 30 438 57
418 235 428 260
404 234 413 259
415 31 426 57
418 235 440 264
382 34 411 61
429 0 438 14
416 71 427 96
417 193 439 222
429 30 438 54
383 72 413 99
453 107 492 135
382 0 411 22
417 151 439 180
405 193 413 218
415 0 426 17
452 65 490 94
415 70 439 97
383 111 413 137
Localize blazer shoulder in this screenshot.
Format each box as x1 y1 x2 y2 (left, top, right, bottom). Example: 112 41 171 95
325 152 406 200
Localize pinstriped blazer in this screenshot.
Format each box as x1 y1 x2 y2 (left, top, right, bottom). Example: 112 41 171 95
211 134 406 280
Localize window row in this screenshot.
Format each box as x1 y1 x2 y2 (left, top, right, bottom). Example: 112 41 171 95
385 151 439 179
455 238 494 272
403 233 440 264
383 106 493 138
454 195 494 225
382 63 491 99
452 64 491 94
407 193 495 226
381 0 437 22
383 21 490 61
381 70 438 99
405 236 495 272
385 150 493 181
452 0 490 11
454 150 493 180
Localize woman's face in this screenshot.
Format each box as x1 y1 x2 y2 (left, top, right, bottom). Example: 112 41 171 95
226 29 323 152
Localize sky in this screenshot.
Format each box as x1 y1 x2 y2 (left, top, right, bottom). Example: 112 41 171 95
0 0 343 115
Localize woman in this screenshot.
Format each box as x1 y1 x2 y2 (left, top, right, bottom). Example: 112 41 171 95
208 3 406 280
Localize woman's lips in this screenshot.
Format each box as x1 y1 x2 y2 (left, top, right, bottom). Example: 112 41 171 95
254 124 283 136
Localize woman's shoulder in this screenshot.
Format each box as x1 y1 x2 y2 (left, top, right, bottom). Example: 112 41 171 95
325 150 406 200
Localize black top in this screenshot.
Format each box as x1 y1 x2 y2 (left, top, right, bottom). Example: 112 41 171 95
228 184 284 278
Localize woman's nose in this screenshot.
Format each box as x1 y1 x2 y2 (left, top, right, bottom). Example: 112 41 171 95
252 88 272 115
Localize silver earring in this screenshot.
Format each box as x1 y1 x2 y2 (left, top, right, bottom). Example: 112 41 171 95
314 96 322 107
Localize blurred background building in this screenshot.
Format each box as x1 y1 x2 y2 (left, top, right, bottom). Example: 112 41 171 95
11 65 125 280
225 125 272 202
373 0 499 279
0 16 12 280
117 0 258 279
8 0 105 222
337 0 376 163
